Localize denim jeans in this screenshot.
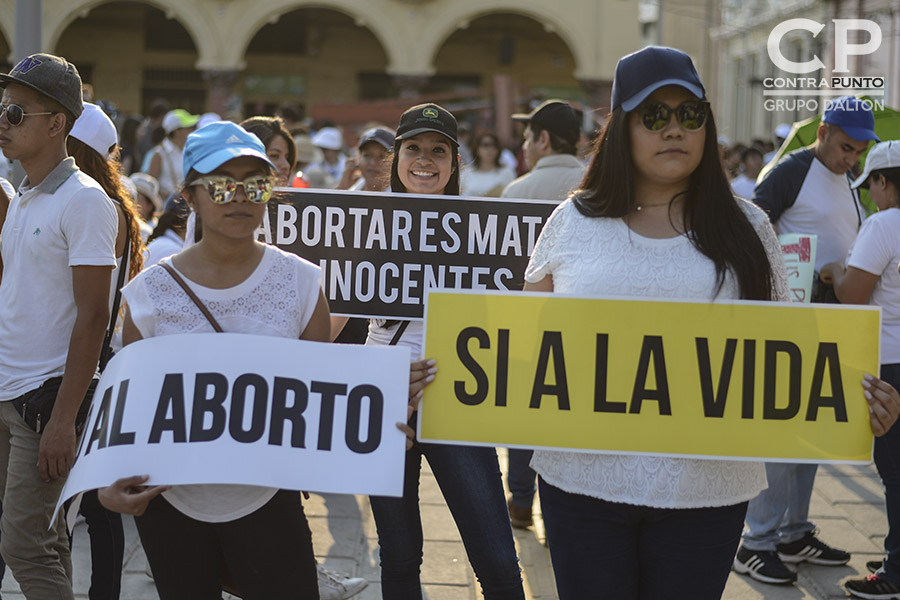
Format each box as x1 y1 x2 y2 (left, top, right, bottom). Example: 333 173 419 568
875 363 900 585
741 462 817 550
369 439 524 600
506 449 536 510
539 477 747 600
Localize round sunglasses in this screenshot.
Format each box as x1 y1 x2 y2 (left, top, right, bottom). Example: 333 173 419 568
636 100 709 132
192 175 275 204
0 104 53 126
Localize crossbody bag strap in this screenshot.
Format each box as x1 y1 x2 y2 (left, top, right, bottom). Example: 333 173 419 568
99 204 132 371
160 262 225 333
389 320 410 346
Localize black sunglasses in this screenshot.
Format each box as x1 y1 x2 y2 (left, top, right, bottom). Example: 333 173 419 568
636 100 709 132
0 104 53 127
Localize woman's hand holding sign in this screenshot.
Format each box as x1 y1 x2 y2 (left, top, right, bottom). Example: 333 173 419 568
98 475 170 516
864 374 900 436
396 359 437 450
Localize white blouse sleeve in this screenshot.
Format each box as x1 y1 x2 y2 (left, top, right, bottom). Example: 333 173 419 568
739 198 791 302
525 200 571 283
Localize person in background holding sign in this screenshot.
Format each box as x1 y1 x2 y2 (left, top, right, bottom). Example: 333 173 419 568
368 103 525 600
103 121 330 598
819 140 900 599
521 45 895 599
0 53 118 599
739 96 881 585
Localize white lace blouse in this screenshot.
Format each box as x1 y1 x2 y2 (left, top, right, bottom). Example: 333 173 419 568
122 245 322 521
524 199 790 508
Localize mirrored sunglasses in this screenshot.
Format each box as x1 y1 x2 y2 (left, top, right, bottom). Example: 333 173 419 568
0 104 53 126
192 175 275 204
636 100 709 132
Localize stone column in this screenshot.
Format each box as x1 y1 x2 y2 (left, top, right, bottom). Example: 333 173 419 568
391 74 430 100
202 69 240 117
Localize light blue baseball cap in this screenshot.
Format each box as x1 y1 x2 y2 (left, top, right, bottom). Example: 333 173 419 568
182 121 276 179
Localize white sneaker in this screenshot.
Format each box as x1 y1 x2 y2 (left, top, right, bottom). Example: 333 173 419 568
316 564 368 600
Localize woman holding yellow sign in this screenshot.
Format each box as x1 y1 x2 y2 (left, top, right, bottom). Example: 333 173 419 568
522 46 898 600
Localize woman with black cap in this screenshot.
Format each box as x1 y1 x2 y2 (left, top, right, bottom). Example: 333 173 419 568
522 46 900 599
367 103 525 600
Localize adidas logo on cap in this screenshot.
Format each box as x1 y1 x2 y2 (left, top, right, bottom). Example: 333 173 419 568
226 135 243 144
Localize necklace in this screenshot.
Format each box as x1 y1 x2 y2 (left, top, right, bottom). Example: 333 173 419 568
634 202 671 211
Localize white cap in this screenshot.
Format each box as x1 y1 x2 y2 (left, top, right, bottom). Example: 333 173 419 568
775 123 792 140
197 112 221 129
70 102 117 158
129 172 162 211
312 127 343 151
162 109 199 134
852 140 900 189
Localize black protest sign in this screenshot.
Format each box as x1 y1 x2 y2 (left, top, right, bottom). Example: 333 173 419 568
259 189 557 320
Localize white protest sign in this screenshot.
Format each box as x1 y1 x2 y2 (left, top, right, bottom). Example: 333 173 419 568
780 233 818 303
57 333 410 513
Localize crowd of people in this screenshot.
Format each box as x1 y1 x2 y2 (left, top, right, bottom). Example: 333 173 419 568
0 45 898 600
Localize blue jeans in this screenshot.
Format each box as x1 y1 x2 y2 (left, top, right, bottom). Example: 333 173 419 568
875 363 900 585
539 477 747 600
369 440 524 600
741 462 817 550
506 449 536 509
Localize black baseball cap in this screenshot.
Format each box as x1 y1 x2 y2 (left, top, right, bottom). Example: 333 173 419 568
358 127 395 151
611 46 705 112
512 100 580 147
0 53 84 118
396 103 458 144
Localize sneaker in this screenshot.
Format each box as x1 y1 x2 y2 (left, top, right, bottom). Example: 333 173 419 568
776 531 851 565
507 498 533 529
845 574 900 599
317 565 368 600
733 546 798 584
870 560 887 574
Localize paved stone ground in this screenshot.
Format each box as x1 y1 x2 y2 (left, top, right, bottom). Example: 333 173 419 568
0 457 888 599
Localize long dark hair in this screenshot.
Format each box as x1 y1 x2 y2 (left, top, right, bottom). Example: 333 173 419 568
241 116 297 174
389 138 460 196
574 105 773 301
66 137 144 278
473 132 502 169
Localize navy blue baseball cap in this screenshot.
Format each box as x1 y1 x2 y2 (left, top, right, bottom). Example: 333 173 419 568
182 121 275 179
823 96 880 143
611 46 705 112
358 127 395 151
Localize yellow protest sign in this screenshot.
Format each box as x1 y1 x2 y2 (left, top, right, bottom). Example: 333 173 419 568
421 291 880 463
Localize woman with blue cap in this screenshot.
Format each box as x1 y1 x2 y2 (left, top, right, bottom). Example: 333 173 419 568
521 46 900 599
97 121 330 598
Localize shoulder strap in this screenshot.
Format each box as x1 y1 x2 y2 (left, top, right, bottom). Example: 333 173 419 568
389 320 410 346
99 204 132 371
160 262 224 333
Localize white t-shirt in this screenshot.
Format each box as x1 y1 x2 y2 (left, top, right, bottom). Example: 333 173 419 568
524 199 790 509
0 158 118 400
846 207 900 363
731 173 756 200
461 166 517 198
144 229 184 268
0 176 14 199
122 245 322 522
776 157 862 270
154 138 183 201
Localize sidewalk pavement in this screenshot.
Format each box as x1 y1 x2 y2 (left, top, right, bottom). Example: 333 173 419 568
0 457 888 599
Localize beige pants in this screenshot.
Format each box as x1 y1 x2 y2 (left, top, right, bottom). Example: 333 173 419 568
0 400 73 600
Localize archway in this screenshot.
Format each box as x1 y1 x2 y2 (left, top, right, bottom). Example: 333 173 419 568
54 1 201 115
242 7 389 117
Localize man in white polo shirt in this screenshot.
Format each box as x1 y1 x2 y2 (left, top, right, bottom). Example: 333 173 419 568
0 53 117 599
